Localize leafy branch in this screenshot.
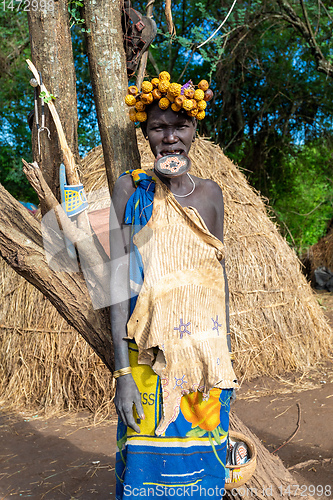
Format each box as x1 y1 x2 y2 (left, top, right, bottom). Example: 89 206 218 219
68 0 90 32
39 91 56 104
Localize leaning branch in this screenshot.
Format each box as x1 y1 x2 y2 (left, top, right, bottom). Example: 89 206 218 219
0 184 113 372
276 0 333 78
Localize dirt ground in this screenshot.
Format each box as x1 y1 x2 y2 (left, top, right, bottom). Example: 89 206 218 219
0 291 332 500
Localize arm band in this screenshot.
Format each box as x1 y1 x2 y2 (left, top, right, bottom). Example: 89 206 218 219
113 366 132 379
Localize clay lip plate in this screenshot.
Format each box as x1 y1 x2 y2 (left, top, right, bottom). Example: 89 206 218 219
154 153 191 177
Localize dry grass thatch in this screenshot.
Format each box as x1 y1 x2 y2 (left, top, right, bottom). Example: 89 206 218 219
0 259 115 415
0 131 332 413
302 228 333 283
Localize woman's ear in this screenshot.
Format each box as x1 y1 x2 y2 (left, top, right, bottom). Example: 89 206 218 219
192 118 197 141
140 122 148 140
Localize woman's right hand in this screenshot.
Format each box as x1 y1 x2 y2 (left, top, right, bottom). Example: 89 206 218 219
114 374 145 433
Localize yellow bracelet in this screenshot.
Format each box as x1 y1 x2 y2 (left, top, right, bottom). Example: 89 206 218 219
113 366 132 379
229 352 235 361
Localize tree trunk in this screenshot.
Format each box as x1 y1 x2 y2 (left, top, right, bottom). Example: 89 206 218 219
27 0 80 207
83 0 141 191
0 184 113 373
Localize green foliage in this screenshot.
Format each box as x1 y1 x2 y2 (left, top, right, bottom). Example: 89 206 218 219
39 91 56 104
269 141 333 253
68 1 91 32
71 26 100 154
0 8 37 202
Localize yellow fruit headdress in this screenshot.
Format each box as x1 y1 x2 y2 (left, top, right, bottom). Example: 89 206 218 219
125 71 214 123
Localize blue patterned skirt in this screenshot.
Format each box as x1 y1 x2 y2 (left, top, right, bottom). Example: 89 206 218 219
116 341 232 499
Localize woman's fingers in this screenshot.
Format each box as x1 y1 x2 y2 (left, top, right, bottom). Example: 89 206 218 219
134 395 145 420
123 405 141 433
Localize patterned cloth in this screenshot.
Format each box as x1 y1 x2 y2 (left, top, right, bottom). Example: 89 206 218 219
127 178 238 434
116 341 233 499
119 169 156 314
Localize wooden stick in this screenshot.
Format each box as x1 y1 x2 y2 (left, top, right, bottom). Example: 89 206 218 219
165 0 175 36
288 458 332 471
271 403 301 453
26 59 79 186
136 0 156 89
26 59 92 235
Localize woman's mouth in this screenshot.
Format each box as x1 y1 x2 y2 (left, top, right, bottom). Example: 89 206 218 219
156 150 184 160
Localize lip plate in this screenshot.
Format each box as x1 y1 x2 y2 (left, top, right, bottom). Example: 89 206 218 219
154 153 191 177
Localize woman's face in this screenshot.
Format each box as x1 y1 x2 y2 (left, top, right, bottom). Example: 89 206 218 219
144 103 196 160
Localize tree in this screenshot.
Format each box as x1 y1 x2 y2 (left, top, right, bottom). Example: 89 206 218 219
0 2 318 498
0 9 36 202
27 0 80 210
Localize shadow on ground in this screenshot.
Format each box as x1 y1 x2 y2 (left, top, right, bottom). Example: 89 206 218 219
0 411 117 499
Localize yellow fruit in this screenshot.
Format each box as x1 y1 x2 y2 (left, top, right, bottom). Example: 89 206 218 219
151 78 160 88
135 101 146 111
194 89 205 101
197 100 207 111
171 103 182 112
128 85 139 96
168 82 182 97
159 71 171 81
191 99 198 109
187 108 198 117
129 108 137 122
175 94 185 107
166 91 175 102
184 87 195 99
136 111 147 122
182 99 194 111
159 97 170 110
152 89 162 100
197 110 206 120
198 80 209 91
141 81 153 94
158 80 170 93
125 94 137 106
141 93 153 105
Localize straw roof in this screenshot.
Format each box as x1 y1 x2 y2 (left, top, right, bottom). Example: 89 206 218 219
302 228 333 284
0 131 331 412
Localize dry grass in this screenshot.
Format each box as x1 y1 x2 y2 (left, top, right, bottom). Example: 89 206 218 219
302 229 333 283
0 131 332 414
0 260 115 414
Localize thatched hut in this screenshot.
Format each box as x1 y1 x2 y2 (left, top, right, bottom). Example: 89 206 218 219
302 225 333 290
0 132 331 412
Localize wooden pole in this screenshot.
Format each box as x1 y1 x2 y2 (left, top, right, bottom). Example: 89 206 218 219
136 0 156 89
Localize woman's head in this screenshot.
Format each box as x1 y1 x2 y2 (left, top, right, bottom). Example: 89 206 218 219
141 101 196 159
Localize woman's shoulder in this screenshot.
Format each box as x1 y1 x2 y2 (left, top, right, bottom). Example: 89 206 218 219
191 176 223 198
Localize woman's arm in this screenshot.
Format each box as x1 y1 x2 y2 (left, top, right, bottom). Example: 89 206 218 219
110 175 144 432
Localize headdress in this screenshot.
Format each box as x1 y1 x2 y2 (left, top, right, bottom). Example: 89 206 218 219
125 71 214 123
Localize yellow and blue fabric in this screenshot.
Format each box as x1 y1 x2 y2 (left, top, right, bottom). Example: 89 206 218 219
116 341 233 499
119 169 156 314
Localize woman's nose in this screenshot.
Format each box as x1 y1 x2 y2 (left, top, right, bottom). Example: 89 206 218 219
163 128 178 143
